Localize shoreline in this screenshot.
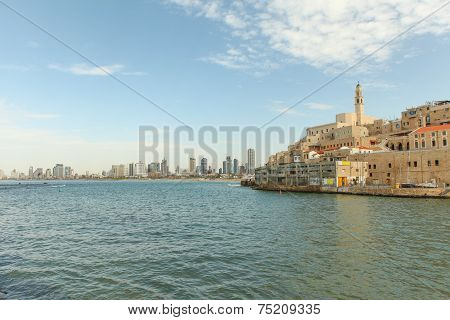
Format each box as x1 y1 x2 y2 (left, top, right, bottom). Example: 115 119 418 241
1 177 242 183
252 184 450 199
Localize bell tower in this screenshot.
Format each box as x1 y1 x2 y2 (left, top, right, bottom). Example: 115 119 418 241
355 82 364 125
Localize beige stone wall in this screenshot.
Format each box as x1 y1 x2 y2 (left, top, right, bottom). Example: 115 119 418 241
349 149 450 187
336 112 356 126
401 102 450 130
409 127 449 150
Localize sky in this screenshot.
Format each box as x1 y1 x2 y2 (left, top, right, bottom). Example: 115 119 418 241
1 0 450 174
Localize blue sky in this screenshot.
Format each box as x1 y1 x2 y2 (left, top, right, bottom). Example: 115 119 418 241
1 0 450 173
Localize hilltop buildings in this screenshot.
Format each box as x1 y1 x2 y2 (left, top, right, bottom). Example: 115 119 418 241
257 84 449 189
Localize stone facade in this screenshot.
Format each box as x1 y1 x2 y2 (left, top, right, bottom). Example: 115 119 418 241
260 83 450 189
349 148 449 188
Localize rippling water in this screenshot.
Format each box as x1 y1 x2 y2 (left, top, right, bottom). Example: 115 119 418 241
0 180 448 299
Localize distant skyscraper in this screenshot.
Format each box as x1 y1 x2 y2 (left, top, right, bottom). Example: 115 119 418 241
148 162 160 174
135 162 147 177
247 148 255 174
189 157 196 174
28 166 33 179
233 159 238 175
200 158 208 175
219 168 223 175
226 156 232 175
53 164 64 179
222 160 227 174
64 166 72 178
34 168 44 179
161 159 168 176
129 163 135 177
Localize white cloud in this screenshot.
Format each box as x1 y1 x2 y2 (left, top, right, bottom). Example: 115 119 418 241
48 63 146 76
363 80 397 89
48 63 124 76
305 103 334 110
270 101 305 116
168 0 450 73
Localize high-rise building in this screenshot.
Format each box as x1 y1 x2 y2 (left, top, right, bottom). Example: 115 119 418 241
129 163 135 177
135 162 147 177
45 169 52 179
219 168 223 175
247 148 255 175
148 162 160 174
161 159 168 176
110 164 126 178
233 159 238 175
0 169 5 180
34 168 44 179
28 166 33 179
64 166 72 178
226 156 232 175
53 164 64 179
189 157 196 174
200 158 208 175
222 160 227 174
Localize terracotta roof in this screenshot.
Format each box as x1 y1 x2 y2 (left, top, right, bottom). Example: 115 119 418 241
414 123 450 134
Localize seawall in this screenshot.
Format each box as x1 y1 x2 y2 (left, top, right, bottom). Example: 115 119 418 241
253 184 450 199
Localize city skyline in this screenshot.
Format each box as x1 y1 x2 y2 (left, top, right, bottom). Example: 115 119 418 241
1 1 450 173
0 148 256 179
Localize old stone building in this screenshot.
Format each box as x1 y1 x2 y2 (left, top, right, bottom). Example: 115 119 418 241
261 83 450 189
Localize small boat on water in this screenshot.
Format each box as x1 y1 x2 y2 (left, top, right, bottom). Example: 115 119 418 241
227 184 240 187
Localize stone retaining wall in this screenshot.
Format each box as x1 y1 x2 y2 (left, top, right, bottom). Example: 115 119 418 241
254 183 450 199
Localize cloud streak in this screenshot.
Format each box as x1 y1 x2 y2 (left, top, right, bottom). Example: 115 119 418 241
168 0 450 73
48 63 146 76
305 103 334 111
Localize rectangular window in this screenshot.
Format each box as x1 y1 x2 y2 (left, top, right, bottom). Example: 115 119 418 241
428 160 431 167
369 164 371 169
432 140 436 147
443 131 447 136
373 164 377 169
387 173 391 177
422 141 426 148
408 161 411 167
444 139 448 146
388 163 392 168
414 161 418 167
432 132 436 137
369 173 373 177
435 160 440 166
415 141 419 149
